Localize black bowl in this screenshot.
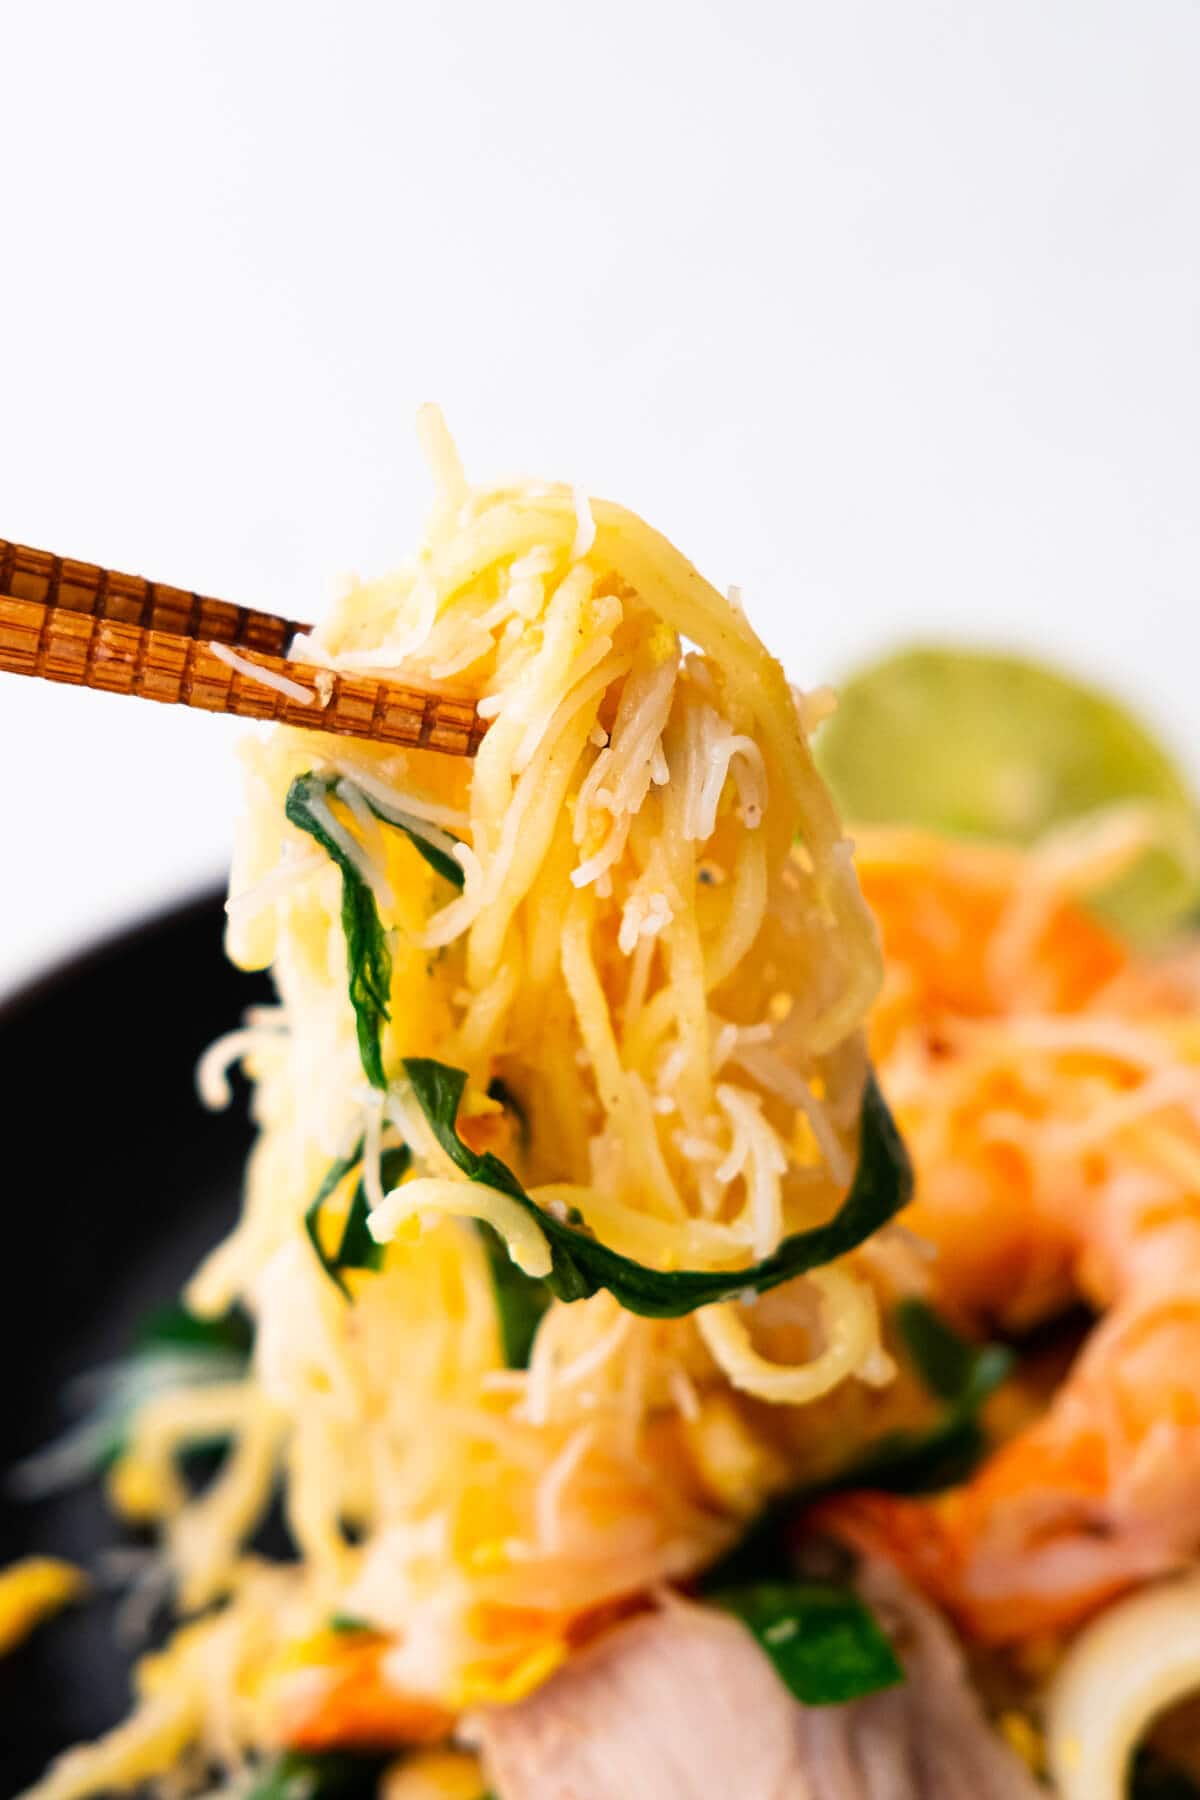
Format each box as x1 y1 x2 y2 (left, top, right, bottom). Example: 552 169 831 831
0 892 270 1792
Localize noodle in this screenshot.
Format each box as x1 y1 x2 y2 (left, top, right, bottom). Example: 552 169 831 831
21 414 897 1797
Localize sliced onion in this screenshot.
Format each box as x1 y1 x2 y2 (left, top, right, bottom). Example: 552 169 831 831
1046 1570 1200 1800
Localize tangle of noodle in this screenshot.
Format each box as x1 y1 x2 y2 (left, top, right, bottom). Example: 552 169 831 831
22 412 894 1799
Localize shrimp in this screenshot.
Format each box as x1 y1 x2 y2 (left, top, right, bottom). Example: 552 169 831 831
822 1282 1200 1642
858 829 1136 1331
816 829 1200 1642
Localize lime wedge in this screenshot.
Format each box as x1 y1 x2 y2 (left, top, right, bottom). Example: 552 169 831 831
815 647 1200 940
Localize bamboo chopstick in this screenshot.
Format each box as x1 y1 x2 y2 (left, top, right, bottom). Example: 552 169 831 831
0 536 487 756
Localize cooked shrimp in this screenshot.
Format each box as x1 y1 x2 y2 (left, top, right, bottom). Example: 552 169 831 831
818 830 1200 1641
858 828 1141 1331
823 1281 1200 1641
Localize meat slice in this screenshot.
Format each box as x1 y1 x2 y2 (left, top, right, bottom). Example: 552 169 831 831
477 1605 814 1800
475 1564 1041 1800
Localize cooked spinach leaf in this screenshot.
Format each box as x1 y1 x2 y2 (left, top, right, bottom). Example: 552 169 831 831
286 772 467 1086
135 1301 254 1359
304 1137 545 1365
305 1142 410 1298
834 1407 989 1498
332 1177 382 1278
327 1613 375 1635
401 1058 911 1318
838 1299 1013 1495
286 775 394 1089
304 1141 366 1299
476 1219 552 1367
475 1078 548 1362
894 1297 1013 1412
342 1145 410 1272
715 1581 903 1705
342 777 465 890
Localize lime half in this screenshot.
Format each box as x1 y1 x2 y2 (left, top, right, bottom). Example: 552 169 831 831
815 646 1200 940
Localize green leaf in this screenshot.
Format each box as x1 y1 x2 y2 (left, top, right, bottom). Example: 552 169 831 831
302 1132 545 1367
304 1141 366 1300
327 1613 375 1635
135 1301 254 1359
305 1142 411 1298
816 646 1200 941
245 1751 387 1800
714 1582 903 1705
342 777 465 890
340 1145 411 1272
286 773 466 1088
401 1058 912 1318
839 1299 1014 1493
893 1297 1013 1413
476 1077 548 1364
893 1297 979 1403
286 775 393 1089
334 1180 382 1275
1132 1750 1200 1800
832 1414 989 1498
476 1220 552 1368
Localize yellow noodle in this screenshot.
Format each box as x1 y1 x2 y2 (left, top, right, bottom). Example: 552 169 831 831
28 420 893 1795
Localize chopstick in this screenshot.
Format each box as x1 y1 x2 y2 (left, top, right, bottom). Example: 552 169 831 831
0 537 487 756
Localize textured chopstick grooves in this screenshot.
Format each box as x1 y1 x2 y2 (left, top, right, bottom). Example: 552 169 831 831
0 537 486 756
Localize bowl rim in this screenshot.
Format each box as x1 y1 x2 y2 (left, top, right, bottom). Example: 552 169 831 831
0 885 228 1030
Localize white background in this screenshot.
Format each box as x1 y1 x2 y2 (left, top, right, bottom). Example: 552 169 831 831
1 1 1198 997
